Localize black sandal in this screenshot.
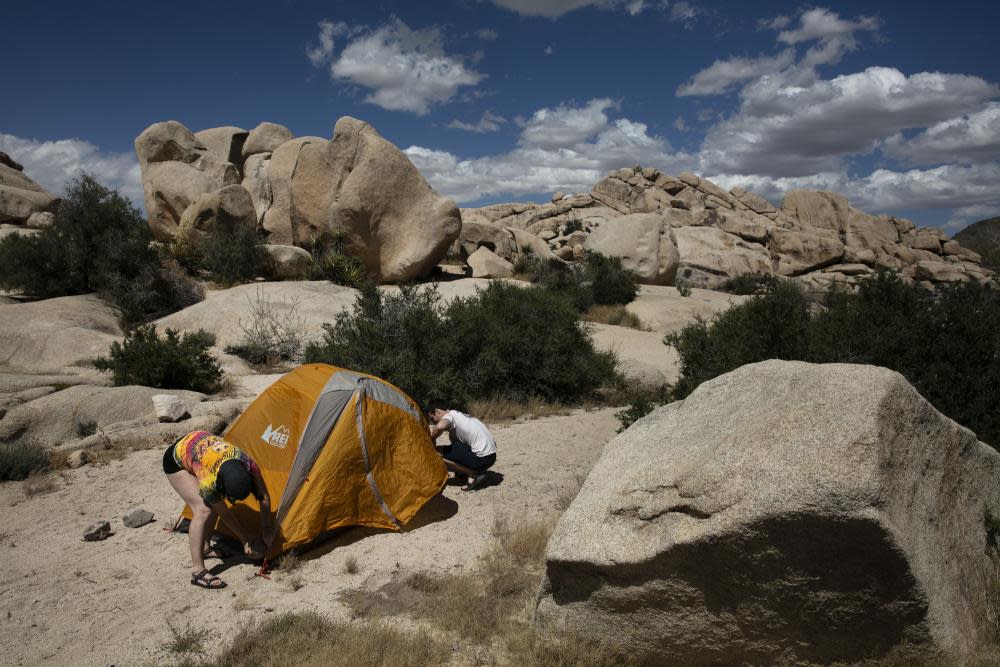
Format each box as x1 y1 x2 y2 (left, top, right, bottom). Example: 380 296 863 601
191 569 226 589
462 473 488 491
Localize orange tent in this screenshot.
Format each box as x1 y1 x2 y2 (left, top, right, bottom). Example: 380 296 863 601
183 363 447 557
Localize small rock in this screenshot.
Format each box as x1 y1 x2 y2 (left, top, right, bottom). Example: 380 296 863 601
66 450 89 469
123 508 154 528
551 191 566 203
26 212 55 229
152 394 188 423
83 521 111 542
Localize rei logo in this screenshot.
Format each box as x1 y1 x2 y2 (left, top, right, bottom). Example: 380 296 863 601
261 424 290 448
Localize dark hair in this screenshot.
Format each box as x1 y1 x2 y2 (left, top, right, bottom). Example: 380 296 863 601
425 401 448 415
217 459 254 502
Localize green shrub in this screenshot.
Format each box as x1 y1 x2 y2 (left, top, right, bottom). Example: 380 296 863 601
676 282 693 297
518 256 593 311
585 252 639 305
0 174 203 327
304 282 618 406
176 220 271 286
0 441 50 481
667 272 1000 449
720 273 778 295
304 233 369 287
94 324 223 393
561 219 583 234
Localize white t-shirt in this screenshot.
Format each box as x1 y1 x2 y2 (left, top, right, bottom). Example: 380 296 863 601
443 410 497 457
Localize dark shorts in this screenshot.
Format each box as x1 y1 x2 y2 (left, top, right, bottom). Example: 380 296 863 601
442 440 496 472
162 443 183 475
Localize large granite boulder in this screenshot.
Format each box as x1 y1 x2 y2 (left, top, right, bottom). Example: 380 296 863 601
177 184 257 244
135 121 240 242
325 117 462 282
536 360 1000 665
0 162 59 223
259 136 334 246
781 190 851 232
674 226 772 288
242 122 294 159
194 126 248 173
467 247 514 278
769 227 845 275
584 213 679 285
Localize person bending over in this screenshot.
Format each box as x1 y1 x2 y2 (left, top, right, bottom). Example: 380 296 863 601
162 430 274 589
427 403 497 491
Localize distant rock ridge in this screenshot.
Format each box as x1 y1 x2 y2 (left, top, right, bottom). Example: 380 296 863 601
462 166 993 290
0 151 60 239
134 119 461 283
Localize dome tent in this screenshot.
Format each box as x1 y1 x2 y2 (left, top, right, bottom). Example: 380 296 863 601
182 363 447 558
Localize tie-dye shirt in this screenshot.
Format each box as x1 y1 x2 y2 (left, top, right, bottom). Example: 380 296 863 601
172 430 259 504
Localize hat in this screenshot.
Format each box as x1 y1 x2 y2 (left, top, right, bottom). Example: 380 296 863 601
218 460 253 502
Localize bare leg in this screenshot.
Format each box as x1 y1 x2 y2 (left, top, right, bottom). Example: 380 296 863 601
166 470 220 584
441 458 477 480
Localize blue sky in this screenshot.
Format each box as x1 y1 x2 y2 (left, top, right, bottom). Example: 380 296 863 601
3 0 999 231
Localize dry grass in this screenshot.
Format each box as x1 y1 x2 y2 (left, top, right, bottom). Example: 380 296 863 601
554 472 587 511
22 472 57 497
164 621 211 656
581 304 645 330
344 555 359 575
468 396 572 423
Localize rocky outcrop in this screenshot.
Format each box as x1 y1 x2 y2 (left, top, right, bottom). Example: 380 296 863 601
584 213 679 285
536 360 1000 665
463 166 993 289
136 117 460 283
177 184 256 245
0 159 59 225
134 121 240 241
467 247 514 278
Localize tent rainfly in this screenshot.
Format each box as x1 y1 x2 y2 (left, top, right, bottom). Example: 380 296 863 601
182 364 447 558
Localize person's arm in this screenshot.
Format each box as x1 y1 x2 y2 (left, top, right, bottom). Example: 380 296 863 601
209 499 257 556
252 469 275 546
429 417 451 440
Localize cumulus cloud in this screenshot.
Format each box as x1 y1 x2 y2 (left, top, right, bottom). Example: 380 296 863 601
447 111 508 133
699 67 999 177
0 133 142 204
882 103 1000 166
473 28 498 41
490 0 661 18
308 19 485 115
668 1 699 26
677 50 795 96
406 99 689 202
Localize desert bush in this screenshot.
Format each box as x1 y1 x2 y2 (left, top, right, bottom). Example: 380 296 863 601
304 233 368 287
582 304 643 329
0 174 203 326
0 441 50 481
523 255 594 311
720 273 778 295
303 281 618 407
224 288 306 365
667 272 1000 449
585 252 638 305
176 219 271 286
94 324 223 393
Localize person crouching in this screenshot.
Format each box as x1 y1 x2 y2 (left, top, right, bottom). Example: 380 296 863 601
426 403 497 491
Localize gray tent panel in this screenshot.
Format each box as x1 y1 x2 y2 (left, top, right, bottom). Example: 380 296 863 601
320 370 367 394
274 388 353 526
355 381 402 528
357 377 421 421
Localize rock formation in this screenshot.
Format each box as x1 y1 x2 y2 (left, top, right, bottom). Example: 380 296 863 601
462 166 993 290
0 152 59 234
134 117 461 282
535 359 1000 665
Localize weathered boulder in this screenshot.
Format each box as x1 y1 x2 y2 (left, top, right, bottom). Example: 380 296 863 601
781 190 851 232
259 136 334 246
536 360 1000 665
135 121 240 241
241 152 272 224
0 163 59 223
584 213 679 285
194 126 248 172
325 117 462 282
769 227 845 275
674 226 771 287
265 244 313 279
25 211 54 229
467 247 514 278
0 151 23 171
152 394 188 423
176 184 256 244
459 221 518 260
242 122 294 159
844 211 899 250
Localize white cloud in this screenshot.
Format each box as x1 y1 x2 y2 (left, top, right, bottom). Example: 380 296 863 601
447 111 508 133
699 67 999 177
0 133 142 205
673 115 688 132
406 98 690 202
759 14 790 31
625 0 646 16
776 8 880 46
882 103 1000 166
677 50 795 96
309 19 485 115
491 0 611 18
544 45 554 55
474 28 498 41
668 1 699 25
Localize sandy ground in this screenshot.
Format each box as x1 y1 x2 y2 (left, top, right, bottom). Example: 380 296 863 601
0 407 619 666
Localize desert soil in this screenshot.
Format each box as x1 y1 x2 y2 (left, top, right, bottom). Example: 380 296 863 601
0 407 619 666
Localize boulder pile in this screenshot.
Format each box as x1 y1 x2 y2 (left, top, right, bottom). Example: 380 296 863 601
462 166 993 290
0 151 59 240
535 360 1000 665
134 118 461 282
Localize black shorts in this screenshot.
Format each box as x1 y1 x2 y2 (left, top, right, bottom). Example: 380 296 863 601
442 440 496 472
162 443 183 475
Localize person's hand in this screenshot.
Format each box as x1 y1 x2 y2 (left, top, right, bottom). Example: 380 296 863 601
244 538 265 559
261 525 276 547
